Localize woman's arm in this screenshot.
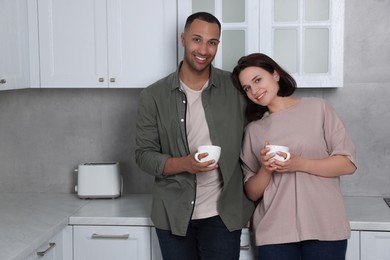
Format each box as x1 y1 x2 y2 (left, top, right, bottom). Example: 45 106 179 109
245 167 273 201
275 154 356 177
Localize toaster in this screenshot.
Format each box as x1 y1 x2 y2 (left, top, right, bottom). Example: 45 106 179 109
75 162 122 199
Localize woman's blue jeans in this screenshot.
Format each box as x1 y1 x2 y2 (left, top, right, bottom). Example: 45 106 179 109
258 239 348 260
156 215 242 260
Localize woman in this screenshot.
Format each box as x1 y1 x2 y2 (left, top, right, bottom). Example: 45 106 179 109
231 53 357 260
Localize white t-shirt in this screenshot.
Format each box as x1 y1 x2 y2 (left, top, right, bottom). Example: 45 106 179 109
180 80 223 220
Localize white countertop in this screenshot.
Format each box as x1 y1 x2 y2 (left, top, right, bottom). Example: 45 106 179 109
345 196 390 231
1 193 390 260
0 193 88 260
69 194 153 226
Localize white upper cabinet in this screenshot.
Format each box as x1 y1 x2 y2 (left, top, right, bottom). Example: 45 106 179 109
32 0 177 88
0 0 30 91
106 1 177 88
260 0 344 88
180 0 344 88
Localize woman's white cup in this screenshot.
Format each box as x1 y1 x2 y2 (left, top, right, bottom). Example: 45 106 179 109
195 145 221 167
266 145 291 162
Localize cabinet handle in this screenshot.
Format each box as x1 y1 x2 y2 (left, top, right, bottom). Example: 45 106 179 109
36 242 56 256
91 233 130 240
0 79 6 84
110 78 115 83
240 244 250 250
98 77 104 82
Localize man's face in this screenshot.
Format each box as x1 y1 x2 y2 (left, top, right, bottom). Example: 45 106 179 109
181 19 220 73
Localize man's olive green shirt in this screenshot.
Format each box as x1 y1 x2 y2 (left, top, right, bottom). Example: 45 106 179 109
135 64 254 236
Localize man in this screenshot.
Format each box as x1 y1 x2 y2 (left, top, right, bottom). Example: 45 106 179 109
135 12 254 260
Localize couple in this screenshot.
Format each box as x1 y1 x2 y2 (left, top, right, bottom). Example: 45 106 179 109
135 12 357 260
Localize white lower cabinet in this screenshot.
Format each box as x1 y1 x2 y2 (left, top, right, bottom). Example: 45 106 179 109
346 230 360 260
361 231 390 260
73 226 151 260
240 228 257 260
151 228 163 260
23 226 72 260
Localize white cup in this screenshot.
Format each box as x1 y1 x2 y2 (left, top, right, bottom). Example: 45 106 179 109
195 145 221 167
266 145 291 162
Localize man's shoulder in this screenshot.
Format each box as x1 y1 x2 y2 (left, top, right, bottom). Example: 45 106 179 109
211 66 232 79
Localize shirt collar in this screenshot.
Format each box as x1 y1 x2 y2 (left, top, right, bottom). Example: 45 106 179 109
172 62 218 91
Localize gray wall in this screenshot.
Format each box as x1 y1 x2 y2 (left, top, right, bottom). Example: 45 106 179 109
1 0 390 196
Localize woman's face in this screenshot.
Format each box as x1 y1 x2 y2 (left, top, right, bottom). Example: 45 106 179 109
238 66 280 107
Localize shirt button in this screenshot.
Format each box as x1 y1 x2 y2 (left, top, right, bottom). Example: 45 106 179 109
183 100 186 104
191 201 194 205
180 119 184 122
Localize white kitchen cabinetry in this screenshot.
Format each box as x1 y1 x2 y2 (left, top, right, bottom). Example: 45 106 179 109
239 228 257 260
0 0 30 91
32 0 177 88
73 225 151 260
180 0 344 88
361 231 390 260
346 230 360 260
23 226 72 260
151 228 163 260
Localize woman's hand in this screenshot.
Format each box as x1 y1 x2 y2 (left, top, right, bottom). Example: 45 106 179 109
260 144 279 173
269 152 302 173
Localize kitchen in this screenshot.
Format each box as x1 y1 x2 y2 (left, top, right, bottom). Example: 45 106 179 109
1 0 390 259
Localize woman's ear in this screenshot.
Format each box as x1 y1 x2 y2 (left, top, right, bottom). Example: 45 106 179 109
273 70 280 82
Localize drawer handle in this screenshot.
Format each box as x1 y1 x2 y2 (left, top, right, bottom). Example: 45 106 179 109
91 233 130 240
0 79 6 84
36 242 56 256
240 244 250 250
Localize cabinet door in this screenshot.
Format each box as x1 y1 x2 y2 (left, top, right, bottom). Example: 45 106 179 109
239 228 257 260
151 227 163 260
23 226 72 260
361 231 390 260
74 226 151 260
0 0 30 90
107 0 177 88
37 0 108 88
346 230 360 260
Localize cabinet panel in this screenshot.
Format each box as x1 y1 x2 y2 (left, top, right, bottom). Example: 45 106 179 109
23 226 72 260
73 226 151 260
346 230 360 260
37 0 108 88
107 0 177 88
35 0 177 88
239 228 257 260
0 0 30 90
151 227 163 260
361 231 390 260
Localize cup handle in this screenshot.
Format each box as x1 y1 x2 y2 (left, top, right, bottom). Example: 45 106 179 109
194 152 202 162
283 152 291 161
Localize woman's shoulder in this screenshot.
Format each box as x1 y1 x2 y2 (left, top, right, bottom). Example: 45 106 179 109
301 96 325 104
299 97 330 109
245 116 269 134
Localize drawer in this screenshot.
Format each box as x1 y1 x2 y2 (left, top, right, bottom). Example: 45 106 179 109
73 226 151 260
